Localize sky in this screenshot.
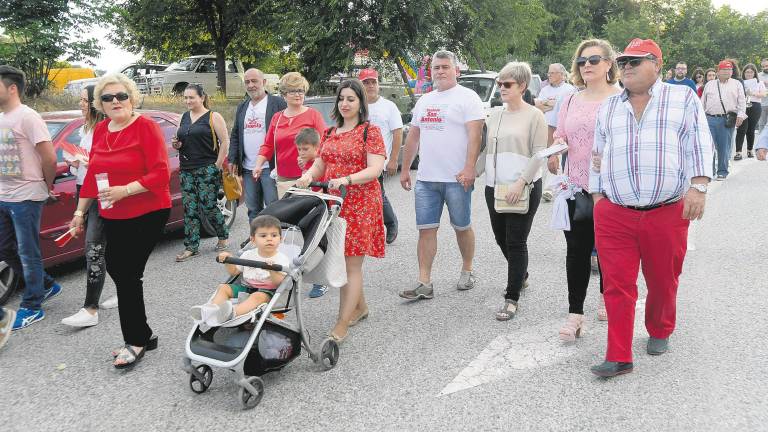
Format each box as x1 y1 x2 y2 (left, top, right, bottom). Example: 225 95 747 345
84 0 763 71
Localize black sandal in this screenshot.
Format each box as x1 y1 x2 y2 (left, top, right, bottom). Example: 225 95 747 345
111 335 158 358
113 345 145 369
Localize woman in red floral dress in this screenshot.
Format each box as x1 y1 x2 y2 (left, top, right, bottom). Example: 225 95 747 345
297 79 386 343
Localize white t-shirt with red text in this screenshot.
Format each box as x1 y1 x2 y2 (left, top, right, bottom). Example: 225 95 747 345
368 97 403 163
410 85 485 182
0 104 52 202
243 97 269 170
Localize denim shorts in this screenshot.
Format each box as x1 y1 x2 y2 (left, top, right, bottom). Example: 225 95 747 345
414 180 473 230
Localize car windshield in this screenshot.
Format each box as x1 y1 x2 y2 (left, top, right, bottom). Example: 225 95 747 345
458 77 495 102
165 58 198 72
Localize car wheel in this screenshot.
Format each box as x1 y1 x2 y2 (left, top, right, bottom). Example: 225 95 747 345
0 260 20 306
201 189 238 238
172 83 188 95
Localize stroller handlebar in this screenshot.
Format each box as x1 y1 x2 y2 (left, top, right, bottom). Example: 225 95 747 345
218 256 284 272
308 181 347 200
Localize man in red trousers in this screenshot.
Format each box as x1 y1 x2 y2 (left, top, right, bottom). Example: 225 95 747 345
588 39 714 377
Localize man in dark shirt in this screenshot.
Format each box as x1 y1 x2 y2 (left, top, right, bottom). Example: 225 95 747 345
666 62 697 93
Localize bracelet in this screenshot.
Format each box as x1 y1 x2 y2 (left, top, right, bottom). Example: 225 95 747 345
346 175 352 186
73 210 85 218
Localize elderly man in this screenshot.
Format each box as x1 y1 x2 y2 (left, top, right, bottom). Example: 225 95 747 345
701 60 746 180
537 63 576 201
360 68 403 244
228 68 287 221
589 39 714 377
399 50 485 299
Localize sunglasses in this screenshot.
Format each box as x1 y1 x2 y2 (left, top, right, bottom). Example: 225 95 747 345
496 80 518 89
616 56 656 69
576 55 609 67
100 92 130 103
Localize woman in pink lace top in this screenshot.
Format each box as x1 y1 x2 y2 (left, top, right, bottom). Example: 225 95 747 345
550 39 622 342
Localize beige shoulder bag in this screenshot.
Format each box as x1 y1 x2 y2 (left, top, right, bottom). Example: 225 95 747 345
492 112 532 214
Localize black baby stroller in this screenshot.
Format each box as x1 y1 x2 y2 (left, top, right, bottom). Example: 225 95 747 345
183 182 347 409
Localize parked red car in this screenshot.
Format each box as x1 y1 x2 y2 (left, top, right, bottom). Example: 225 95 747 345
0 110 238 304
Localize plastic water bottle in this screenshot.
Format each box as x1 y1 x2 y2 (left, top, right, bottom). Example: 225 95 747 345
95 173 113 209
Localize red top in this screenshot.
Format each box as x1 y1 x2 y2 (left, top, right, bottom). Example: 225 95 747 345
319 123 386 257
259 108 326 178
81 115 172 219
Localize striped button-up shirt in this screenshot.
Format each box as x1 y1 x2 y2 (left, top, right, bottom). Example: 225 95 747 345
589 80 714 207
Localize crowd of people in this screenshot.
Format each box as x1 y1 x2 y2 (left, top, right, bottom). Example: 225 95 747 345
1 38 768 378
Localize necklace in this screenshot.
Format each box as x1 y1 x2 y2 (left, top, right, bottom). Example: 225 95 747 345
106 115 134 151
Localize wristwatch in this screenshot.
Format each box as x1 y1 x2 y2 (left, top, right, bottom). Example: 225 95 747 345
73 210 85 218
689 183 708 194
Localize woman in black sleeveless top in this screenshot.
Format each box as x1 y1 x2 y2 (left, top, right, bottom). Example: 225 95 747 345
173 84 230 262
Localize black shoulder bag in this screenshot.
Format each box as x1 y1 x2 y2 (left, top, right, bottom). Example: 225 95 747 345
717 81 738 129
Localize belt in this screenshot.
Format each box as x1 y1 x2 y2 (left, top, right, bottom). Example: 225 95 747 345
623 197 681 211
706 113 727 118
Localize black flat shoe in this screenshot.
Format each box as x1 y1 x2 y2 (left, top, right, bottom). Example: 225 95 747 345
114 345 146 370
647 337 668 355
591 361 634 377
734 153 743 161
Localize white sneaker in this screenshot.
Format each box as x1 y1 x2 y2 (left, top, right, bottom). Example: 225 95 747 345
100 295 118 309
61 308 98 327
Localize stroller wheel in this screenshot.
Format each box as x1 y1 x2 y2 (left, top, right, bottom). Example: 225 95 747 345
319 338 339 371
239 376 265 409
189 364 213 394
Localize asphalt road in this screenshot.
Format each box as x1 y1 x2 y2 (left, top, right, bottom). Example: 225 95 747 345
3 160 768 431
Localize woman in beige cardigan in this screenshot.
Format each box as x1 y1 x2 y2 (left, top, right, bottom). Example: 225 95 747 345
476 61 548 321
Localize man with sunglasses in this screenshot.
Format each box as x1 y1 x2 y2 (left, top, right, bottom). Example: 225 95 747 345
588 39 713 377
666 62 697 93
0 65 61 330
701 60 747 180
535 63 576 201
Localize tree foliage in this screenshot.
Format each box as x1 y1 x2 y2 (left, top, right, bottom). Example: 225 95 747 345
0 0 102 97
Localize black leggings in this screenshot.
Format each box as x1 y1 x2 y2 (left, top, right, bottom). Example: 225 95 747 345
563 196 603 314
736 104 762 152
103 209 169 346
484 180 542 301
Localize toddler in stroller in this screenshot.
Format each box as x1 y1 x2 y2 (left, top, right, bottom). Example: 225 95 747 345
183 182 345 409
189 215 290 326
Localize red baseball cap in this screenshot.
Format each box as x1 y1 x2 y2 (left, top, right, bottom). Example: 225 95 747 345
359 69 378 82
718 60 733 70
617 38 663 64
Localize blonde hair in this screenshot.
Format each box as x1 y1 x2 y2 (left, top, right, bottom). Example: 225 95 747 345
498 62 532 91
278 72 309 94
93 73 141 113
570 39 619 88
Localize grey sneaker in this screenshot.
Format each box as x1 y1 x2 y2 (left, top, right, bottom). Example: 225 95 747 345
399 282 434 300
456 271 477 291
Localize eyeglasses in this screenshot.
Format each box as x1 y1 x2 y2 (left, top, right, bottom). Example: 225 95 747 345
283 89 305 95
576 55 609 67
616 56 656 69
100 92 130 103
496 80 518 89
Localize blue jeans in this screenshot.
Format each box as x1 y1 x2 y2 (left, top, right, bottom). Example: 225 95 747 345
243 168 278 222
707 115 734 177
414 180 473 230
0 200 46 310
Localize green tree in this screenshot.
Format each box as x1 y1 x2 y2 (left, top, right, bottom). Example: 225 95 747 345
112 0 283 93
0 0 102 97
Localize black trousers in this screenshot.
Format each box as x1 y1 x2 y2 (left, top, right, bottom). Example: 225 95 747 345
103 209 169 346
484 180 542 301
736 104 762 152
563 196 603 314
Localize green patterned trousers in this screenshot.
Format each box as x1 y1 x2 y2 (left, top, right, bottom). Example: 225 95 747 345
180 164 229 252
